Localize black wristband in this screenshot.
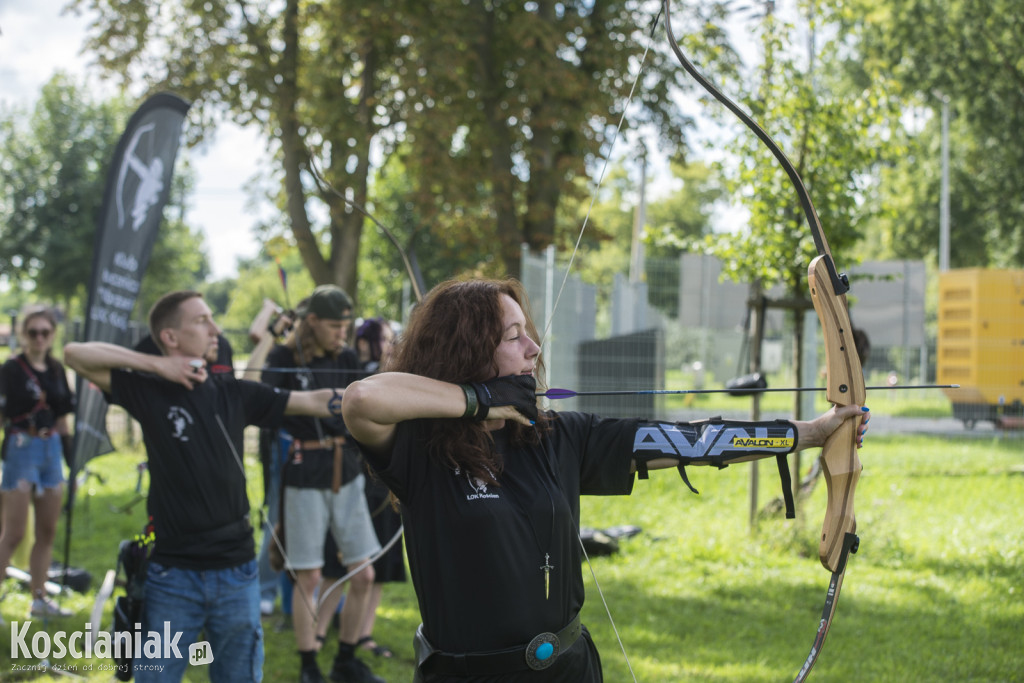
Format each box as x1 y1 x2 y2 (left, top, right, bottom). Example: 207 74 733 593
459 384 478 419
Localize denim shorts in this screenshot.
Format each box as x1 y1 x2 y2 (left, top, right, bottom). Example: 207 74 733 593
282 474 381 570
137 559 263 683
1 433 65 492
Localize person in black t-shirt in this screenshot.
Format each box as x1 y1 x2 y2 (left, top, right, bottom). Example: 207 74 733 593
341 278 870 683
64 290 347 683
314 317 405 661
350 317 404 659
261 285 383 683
0 305 75 619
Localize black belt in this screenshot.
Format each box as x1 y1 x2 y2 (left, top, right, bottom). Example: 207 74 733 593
156 516 253 555
415 613 582 675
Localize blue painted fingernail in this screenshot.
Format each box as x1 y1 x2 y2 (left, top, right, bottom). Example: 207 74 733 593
530 420 536 425
861 406 870 412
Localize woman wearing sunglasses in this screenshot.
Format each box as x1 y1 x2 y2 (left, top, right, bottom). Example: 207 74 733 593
0 305 75 619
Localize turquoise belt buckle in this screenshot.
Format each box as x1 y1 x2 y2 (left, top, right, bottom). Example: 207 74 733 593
525 631 560 671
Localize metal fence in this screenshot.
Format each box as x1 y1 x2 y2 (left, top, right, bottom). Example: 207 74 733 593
80 251 1022 449
520 248 1023 443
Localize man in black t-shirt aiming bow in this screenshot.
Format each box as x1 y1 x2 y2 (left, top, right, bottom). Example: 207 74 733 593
65 290 346 683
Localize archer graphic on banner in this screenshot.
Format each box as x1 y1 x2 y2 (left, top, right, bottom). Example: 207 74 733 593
116 122 166 232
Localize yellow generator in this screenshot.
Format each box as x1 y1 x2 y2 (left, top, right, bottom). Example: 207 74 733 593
937 268 1024 428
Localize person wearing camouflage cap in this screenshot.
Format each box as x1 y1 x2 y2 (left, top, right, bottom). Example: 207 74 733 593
262 285 384 683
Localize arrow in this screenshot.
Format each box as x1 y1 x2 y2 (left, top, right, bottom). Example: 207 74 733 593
538 384 960 399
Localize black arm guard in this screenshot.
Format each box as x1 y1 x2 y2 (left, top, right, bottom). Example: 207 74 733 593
632 417 798 518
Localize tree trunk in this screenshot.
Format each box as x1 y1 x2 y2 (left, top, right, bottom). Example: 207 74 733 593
279 0 330 286
475 5 523 277
322 39 381 300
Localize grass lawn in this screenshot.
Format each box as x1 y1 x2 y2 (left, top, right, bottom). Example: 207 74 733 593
2 432 1021 681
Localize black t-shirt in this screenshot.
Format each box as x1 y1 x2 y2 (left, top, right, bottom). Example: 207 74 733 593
0 354 74 456
262 344 362 488
363 411 637 676
108 369 289 569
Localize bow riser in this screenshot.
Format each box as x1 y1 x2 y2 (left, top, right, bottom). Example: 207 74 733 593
809 254 865 572
818 421 862 569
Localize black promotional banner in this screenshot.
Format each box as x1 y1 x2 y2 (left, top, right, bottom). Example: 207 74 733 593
71 92 191 479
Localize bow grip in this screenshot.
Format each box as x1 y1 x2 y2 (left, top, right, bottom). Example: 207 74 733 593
808 255 865 572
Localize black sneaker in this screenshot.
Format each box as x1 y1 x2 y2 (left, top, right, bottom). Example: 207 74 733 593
300 666 326 683
329 656 385 683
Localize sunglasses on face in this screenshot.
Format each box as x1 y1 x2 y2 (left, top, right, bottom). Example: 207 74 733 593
27 328 52 339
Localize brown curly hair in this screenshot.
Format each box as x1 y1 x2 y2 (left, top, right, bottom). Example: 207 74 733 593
389 278 548 483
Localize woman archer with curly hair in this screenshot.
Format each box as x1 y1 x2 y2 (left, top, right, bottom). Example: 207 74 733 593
342 278 868 682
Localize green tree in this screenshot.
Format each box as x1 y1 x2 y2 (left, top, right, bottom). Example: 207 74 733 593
0 74 127 301
702 8 900 294
74 0 741 301
76 0 413 298
0 75 210 318
391 1 724 276
827 0 1024 266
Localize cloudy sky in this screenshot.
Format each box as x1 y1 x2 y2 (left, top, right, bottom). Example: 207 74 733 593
0 0 267 280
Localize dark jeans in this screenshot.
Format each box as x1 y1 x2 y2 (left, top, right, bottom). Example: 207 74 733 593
137 559 263 682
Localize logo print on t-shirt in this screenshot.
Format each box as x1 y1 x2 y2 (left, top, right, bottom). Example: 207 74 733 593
167 406 194 442
24 378 43 401
454 466 499 501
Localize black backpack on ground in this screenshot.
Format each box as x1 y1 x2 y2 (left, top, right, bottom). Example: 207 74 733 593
112 533 152 682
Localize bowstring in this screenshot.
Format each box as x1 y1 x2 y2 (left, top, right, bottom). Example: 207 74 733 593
215 384 403 624
213 414 321 624
536 10 662 683
579 535 639 682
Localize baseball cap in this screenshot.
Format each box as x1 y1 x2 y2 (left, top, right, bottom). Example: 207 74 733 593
299 285 353 320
